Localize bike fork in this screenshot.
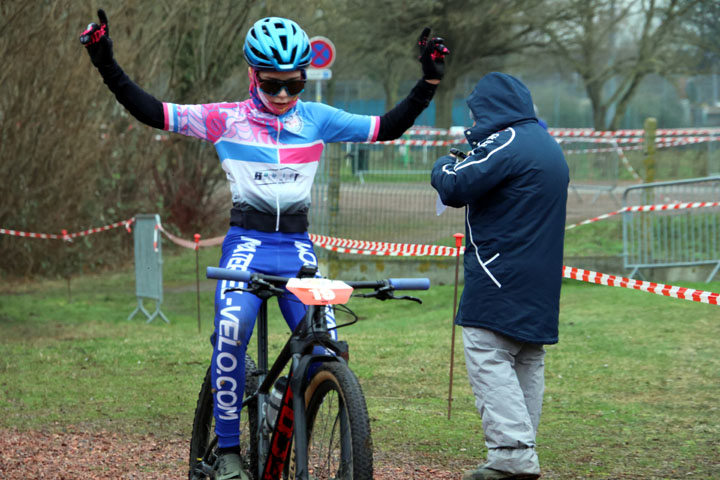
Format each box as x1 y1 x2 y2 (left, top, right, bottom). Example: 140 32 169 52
289 354 311 480
259 354 314 480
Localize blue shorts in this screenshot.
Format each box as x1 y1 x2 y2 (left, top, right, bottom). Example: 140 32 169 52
211 227 336 448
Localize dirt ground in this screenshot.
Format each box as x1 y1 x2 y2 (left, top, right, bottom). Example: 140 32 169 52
0 428 462 479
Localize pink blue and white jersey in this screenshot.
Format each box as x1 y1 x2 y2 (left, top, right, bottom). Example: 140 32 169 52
162 99 379 216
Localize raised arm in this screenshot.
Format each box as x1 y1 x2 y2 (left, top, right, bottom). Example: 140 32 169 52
80 9 164 129
375 28 449 141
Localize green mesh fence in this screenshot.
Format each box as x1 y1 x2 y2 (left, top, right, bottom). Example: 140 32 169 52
309 141 467 248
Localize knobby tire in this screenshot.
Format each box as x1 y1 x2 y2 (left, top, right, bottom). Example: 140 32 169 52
289 362 373 480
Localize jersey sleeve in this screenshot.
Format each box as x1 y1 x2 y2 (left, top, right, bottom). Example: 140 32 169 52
163 102 233 143
310 103 380 144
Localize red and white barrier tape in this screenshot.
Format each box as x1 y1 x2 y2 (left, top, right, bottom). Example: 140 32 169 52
0 218 134 241
564 136 718 145
308 233 464 256
407 127 452 136
377 138 460 147
307 236 719 306
406 126 720 138
10 214 709 305
563 266 719 306
375 136 718 148
558 138 642 180
565 201 720 230
616 147 642 180
564 145 643 154
155 222 225 250
655 137 718 148
550 128 720 138
153 222 160 252
564 139 713 155
3 199 717 250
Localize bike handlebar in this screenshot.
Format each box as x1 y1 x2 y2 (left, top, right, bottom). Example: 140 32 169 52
206 267 252 283
388 277 431 290
206 267 430 291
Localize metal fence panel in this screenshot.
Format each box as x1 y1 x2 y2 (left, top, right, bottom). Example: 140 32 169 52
622 176 720 282
309 143 467 246
310 140 621 248
128 213 169 323
560 138 621 207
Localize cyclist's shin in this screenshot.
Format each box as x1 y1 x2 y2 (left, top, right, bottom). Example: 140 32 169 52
211 245 261 448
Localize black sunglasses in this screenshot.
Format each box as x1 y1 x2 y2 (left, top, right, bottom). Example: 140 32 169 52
256 75 306 96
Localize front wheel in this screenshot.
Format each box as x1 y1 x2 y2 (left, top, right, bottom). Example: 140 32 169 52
291 362 373 480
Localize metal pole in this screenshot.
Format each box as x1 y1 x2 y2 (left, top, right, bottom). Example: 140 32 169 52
315 79 322 103
194 233 201 333
62 229 72 303
447 232 464 420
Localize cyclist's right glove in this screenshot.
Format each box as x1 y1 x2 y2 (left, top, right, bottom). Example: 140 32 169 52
79 9 115 68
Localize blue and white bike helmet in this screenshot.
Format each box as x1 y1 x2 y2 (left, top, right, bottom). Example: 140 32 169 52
243 17 312 71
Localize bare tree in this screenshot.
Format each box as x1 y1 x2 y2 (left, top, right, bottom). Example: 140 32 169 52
0 1 256 276
679 1 720 73
0 1 146 276
307 0 558 128
542 0 702 130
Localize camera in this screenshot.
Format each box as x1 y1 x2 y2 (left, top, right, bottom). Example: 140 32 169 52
449 148 467 160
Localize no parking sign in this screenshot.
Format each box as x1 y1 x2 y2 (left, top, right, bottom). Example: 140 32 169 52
309 36 335 69
308 36 334 99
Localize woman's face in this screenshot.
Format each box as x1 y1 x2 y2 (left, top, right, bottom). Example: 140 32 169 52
251 68 305 115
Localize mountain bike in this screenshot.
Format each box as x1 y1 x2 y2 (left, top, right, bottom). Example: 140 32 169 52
188 264 430 480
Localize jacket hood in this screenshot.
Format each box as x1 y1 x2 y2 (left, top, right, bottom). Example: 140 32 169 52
465 72 537 143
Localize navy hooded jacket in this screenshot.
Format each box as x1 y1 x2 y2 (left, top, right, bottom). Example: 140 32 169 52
431 73 569 344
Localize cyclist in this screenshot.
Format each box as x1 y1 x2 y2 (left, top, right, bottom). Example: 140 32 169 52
80 10 448 480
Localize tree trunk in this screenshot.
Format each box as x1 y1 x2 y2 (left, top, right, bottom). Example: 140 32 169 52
585 81 608 130
435 78 457 129
609 74 646 131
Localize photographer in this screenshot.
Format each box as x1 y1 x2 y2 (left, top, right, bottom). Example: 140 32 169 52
431 72 568 480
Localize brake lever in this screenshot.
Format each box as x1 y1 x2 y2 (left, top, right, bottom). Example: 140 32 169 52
224 279 285 299
224 287 251 294
352 285 394 300
352 286 423 304
393 294 423 304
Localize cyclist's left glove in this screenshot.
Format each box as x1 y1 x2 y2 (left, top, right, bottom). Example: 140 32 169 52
79 9 115 68
417 27 449 81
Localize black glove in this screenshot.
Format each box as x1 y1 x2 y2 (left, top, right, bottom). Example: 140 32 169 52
417 27 449 81
79 9 114 68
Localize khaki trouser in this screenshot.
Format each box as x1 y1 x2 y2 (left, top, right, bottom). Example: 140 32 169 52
462 326 545 475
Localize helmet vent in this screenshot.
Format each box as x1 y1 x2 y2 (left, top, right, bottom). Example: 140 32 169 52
249 45 267 61
269 46 281 62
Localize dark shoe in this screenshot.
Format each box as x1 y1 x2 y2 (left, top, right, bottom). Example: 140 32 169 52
462 464 540 480
213 452 250 480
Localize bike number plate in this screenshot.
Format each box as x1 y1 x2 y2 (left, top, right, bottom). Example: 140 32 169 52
286 278 354 305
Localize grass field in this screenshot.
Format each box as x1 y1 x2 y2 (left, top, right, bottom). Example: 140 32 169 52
1 246 719 478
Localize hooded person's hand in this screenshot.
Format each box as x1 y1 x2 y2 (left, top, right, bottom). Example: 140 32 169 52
79 9 114 68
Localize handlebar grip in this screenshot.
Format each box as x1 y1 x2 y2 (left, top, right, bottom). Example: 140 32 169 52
206 267 251 282
388 278 431 290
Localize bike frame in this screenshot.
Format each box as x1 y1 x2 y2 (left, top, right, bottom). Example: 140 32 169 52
204 266 429 480
250 295 348 480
